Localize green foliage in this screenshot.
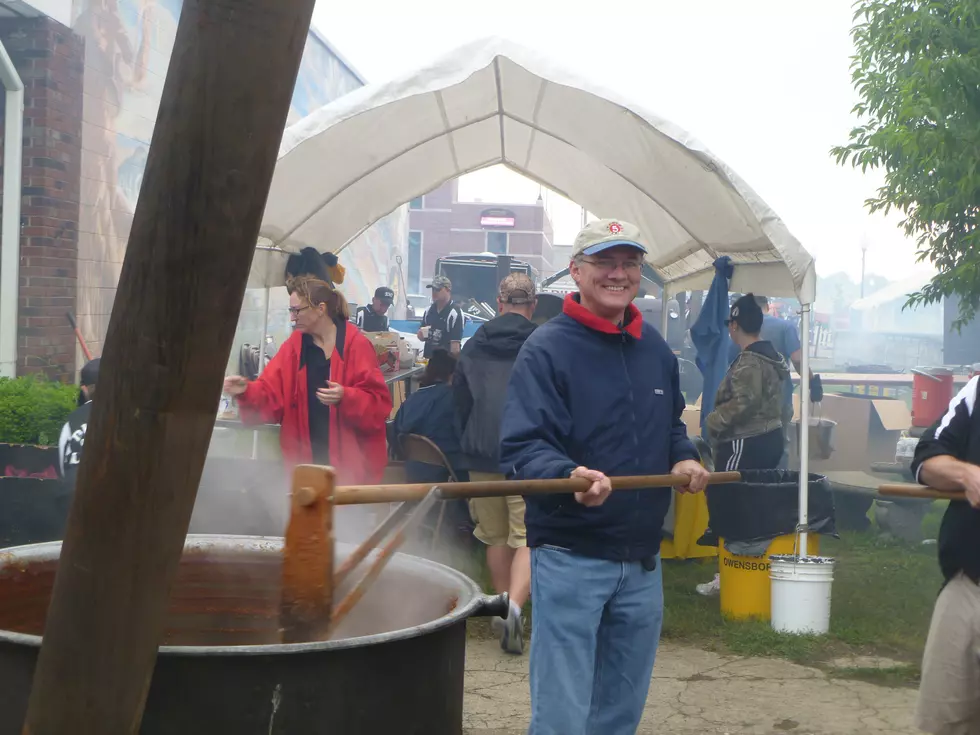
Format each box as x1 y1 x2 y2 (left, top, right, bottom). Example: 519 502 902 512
832 0 980 327
0 376 79 446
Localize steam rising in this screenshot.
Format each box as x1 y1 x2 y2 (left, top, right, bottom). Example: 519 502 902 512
186 459 481 644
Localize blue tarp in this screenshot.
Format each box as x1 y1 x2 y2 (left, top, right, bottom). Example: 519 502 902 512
690 257 734 431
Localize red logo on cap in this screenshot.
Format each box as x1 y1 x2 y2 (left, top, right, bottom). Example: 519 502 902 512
609 222 623 235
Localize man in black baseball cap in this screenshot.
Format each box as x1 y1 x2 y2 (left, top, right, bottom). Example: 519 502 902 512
58 358 100 490
354 286 394 333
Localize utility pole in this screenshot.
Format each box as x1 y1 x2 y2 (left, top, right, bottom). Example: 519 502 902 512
860 234 870 298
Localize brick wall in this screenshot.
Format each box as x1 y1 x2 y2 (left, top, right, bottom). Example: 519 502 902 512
0 16 84 381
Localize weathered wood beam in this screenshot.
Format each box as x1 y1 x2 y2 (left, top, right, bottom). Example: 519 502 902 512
22 0 316 731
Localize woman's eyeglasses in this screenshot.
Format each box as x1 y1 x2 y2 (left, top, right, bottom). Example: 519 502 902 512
288 305 311 316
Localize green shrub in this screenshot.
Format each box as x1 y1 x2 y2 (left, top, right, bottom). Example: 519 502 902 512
0 376 79 446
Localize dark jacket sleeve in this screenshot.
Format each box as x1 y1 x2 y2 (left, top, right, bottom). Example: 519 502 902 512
499 340 577 481
452 353 474 434
393 393 417 436
57 420 70 479
911 377 978 482
448 306 464 342
669 352 700 465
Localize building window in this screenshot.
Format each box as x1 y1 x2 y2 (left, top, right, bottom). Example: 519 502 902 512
408 231 422 293
487 231 508 255
409 196 424 210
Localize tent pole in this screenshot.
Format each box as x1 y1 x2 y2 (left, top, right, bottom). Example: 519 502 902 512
799 303 811 557
253 286 272 460
660 289 669 335
20 0 316 731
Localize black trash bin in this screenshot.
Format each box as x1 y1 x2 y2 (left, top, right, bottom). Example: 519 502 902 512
699 470 837 546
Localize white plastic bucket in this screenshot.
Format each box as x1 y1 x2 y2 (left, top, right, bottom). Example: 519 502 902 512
769 554 835 634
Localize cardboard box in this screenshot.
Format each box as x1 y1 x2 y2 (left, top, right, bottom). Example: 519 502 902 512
792 393 910 471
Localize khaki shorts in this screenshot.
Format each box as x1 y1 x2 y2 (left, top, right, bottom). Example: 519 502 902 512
917 572 980 734
468 471 526 548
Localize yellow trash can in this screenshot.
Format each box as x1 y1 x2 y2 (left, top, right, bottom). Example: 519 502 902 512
718 534 819 621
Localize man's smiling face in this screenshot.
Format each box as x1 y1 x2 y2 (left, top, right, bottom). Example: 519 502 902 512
570 245 644 322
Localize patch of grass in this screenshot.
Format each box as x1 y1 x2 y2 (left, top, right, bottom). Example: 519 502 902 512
661 526 942 684
820 532 937 656
461 515 944 687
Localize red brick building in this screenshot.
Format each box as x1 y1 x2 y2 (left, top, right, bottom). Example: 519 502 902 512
406 179 556 296
0 6 83 381
0 0 383 384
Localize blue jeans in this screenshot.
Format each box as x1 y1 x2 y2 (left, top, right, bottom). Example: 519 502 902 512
528 545 664 735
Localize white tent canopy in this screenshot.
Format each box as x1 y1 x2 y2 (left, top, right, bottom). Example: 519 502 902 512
252 37 822 560
256 37 815 303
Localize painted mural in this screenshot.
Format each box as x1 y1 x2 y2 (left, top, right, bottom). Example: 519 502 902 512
70 0 408 362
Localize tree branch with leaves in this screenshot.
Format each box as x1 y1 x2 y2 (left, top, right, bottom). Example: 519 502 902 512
832 0 980 327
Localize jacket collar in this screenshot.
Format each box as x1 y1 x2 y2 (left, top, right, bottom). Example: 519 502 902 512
298 318 347 369
563 293 643 339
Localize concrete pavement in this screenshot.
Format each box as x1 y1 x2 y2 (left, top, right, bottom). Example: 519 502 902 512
463 639 919 735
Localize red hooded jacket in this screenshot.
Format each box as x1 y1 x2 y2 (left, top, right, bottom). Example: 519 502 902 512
235 323 392 485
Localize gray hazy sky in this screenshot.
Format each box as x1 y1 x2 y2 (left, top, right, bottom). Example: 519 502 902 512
312 0 932 282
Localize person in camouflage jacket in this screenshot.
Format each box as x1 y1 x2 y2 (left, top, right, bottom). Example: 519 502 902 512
706 294 790 471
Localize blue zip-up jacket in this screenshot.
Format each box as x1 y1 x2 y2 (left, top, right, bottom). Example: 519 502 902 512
499 294 699 561
393 381 465 482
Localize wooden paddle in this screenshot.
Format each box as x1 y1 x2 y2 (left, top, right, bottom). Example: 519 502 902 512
334 471 742 505
878 483 967 501
280 465 335 643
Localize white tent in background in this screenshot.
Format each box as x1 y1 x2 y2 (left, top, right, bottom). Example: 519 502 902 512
251 37 821 557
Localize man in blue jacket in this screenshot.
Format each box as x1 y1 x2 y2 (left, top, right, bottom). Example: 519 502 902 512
500 219 709 735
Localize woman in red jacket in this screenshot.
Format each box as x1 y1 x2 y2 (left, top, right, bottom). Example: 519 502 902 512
223 276 391 485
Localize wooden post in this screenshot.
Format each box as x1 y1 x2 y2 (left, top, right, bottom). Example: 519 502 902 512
21 0 315 732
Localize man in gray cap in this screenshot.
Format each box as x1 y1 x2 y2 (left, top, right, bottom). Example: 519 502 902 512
418 274 463 357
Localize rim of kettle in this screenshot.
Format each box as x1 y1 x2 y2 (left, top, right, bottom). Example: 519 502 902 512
0 535 487 656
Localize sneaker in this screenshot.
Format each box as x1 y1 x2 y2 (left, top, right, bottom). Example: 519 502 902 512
499 601 524 655
490 615 506 637
695 573 721 597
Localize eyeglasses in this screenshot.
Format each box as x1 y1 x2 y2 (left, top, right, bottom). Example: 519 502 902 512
288 305 311 316
579 258 643 273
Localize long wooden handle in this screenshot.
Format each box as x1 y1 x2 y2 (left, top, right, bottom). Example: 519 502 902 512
66 311 93 362
878 483 965 501
334 471 741 505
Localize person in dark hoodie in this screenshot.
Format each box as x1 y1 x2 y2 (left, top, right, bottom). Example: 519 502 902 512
454 272 538 655
393 349 467 484
58 358 100 490
706 293 790 471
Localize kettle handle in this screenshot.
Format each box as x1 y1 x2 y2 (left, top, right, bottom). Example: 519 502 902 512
469 593 509 618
